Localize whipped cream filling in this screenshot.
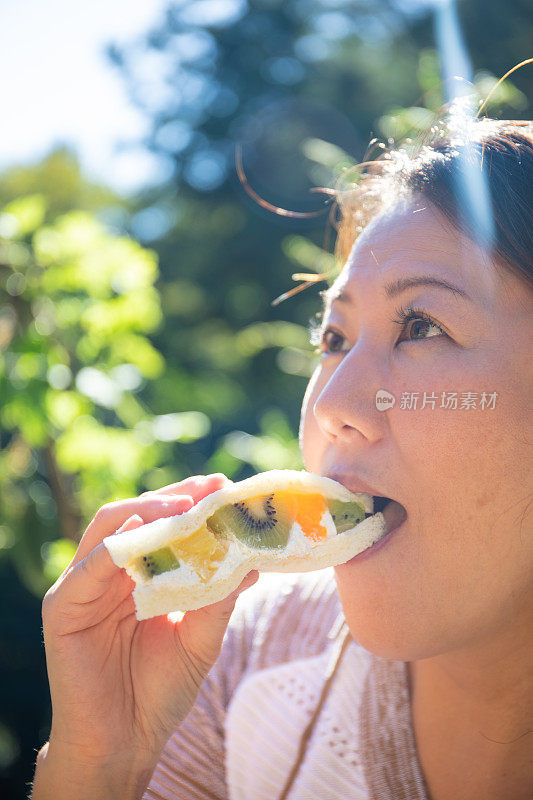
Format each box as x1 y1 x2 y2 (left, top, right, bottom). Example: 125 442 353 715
132 558 199 588
131 502 381 588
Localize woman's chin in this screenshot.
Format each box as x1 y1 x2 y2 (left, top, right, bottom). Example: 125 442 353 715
333 517 428 661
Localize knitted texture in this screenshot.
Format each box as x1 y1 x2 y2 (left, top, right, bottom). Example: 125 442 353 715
142 568 429 800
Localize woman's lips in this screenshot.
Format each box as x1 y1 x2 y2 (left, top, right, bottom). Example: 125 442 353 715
336 499 407 568
341 507 407 565
325 474 406 533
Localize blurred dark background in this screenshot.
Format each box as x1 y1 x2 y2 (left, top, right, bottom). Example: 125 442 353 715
0 0 531 796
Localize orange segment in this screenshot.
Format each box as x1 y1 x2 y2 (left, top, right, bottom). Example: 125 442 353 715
276 491 328 543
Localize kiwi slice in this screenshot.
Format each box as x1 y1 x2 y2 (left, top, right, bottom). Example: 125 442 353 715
206 513 228 539
327 500 366 534
207 493 292 549
137 546 180 579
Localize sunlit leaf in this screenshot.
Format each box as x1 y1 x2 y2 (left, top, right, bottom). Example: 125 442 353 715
1 394 49 447
281 235 335 274
111 334 165 377
56 416 159 480
235 321 310 357
41 538 77 583
45 389 89 430
302 138 356 173
151 411 210 442
0 720 20 770
2 194 47 238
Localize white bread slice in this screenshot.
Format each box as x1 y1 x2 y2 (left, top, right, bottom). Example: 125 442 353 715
103 470 386 620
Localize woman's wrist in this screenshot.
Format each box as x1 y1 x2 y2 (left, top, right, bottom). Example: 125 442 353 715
31 739 161 800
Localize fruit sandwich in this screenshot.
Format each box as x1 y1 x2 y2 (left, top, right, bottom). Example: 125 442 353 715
103 470 387 620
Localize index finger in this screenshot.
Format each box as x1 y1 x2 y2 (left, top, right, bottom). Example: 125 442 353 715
141 473 232 504
70 494 194 569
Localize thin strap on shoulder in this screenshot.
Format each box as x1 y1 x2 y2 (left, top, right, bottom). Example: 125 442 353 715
360 657 431 800
276 623 353 800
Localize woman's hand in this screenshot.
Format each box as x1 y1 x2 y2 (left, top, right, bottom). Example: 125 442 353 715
34 474 258 799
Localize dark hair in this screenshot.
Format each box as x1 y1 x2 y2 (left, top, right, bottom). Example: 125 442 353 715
333 114 533 290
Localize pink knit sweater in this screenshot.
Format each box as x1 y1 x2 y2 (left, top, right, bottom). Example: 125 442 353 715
142 568 430 800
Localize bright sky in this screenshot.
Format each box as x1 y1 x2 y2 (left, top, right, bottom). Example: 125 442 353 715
0 0 171 195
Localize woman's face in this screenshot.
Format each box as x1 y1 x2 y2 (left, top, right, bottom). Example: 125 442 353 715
300 200 533 661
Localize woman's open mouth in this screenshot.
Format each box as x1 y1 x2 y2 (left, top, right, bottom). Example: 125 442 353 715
325 474 408 561
371 495 407 536
342 495 408 563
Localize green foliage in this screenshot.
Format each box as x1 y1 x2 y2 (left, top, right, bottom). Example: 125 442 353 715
1 194 47 238
0 146 123 219
41 538 77 584
207 408 304 477
378 48 528 141
282 235 337 277
0 196 172 596
0 187 313 601
0 720 20 772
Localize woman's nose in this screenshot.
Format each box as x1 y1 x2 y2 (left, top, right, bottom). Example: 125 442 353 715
313 346 384 445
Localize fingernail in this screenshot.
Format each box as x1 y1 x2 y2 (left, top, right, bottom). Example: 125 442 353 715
117 514 144 533
175 494 194 504
161 495 193 509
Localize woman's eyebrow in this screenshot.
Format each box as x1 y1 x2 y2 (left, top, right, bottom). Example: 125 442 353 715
323 274 473 306
384 275 472 301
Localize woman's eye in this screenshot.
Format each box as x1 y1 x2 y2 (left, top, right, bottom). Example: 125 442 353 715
394 307 447 343
321 328 349 353
313 308 447 354
400 317 444 342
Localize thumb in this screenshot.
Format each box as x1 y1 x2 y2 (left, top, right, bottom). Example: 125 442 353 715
175 570 260 672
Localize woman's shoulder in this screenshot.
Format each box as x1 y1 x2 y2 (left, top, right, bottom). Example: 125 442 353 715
227 567 345 674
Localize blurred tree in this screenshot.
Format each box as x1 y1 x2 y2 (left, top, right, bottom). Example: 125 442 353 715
0 146 122 221
0 193 220 597
0 186 209 797
106 0 531 201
